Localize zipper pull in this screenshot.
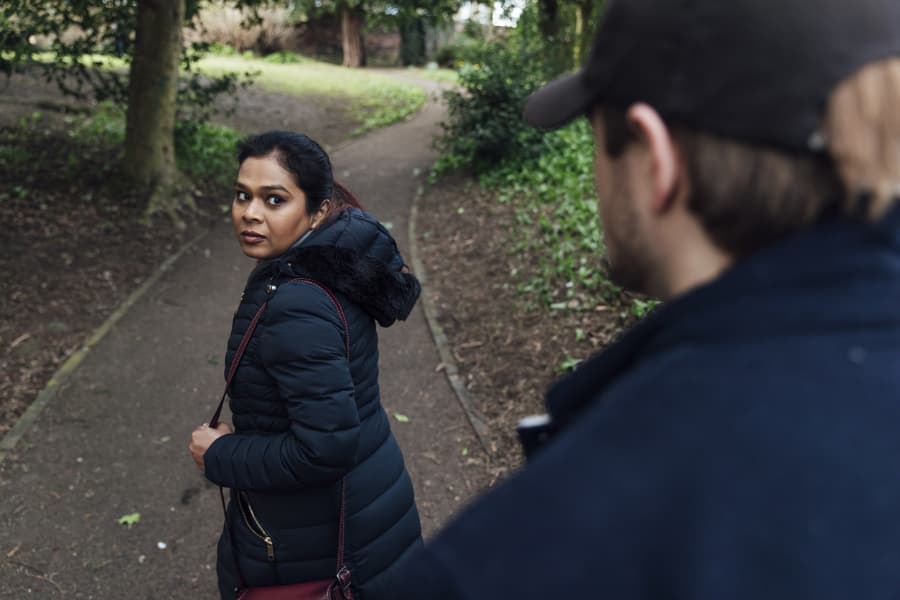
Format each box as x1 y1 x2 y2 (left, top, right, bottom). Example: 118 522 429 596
264 537 274 561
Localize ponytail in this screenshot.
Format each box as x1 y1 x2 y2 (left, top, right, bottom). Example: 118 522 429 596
332 180 365 211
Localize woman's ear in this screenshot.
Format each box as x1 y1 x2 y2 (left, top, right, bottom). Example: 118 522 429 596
310 199 331 230
626 103 680 213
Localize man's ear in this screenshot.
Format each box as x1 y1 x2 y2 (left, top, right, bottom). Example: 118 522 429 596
626 103 680 213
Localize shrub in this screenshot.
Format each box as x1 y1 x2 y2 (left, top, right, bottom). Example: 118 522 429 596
207 42 240 57
434 36 490 68
71 102 126 146
434 40 547 174
175 121 243 187
69 103 241 189
262 50 310 64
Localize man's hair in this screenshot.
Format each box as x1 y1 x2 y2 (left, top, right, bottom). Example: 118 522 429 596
824 58 900 221
601 57 900 258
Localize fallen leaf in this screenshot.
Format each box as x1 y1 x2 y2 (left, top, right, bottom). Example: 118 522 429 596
393 413 410 423
117 512 141 528
9 333 31 349
6 543 21 558
458 341 484 350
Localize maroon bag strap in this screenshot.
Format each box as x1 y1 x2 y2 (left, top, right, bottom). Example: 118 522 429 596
209 301 267 429
211 277 354 595
210 278 351 428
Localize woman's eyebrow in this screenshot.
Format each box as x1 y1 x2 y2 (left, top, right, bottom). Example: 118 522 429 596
233 182 292 195
262 185 291 193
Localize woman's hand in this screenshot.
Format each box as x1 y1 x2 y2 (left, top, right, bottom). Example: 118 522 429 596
189 422 234 472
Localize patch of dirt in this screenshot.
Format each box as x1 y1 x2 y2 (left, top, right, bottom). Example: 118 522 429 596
0 71 361 437
210 88 357 151
415 175 635 476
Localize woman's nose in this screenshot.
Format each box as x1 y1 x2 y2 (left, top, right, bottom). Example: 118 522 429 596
242 198 263 222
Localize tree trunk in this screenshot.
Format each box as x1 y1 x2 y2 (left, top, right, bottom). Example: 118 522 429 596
124 0 185 220
341 6 365 68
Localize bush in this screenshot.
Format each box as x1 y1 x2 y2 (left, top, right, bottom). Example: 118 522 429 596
207 42 240 57
434 40 547 174
71 102 126 146
434 37 490 68
69 103 241 189
262 50 310 64
175 121 243 187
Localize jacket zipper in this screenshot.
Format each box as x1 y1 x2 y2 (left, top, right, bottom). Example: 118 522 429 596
237 492 275 561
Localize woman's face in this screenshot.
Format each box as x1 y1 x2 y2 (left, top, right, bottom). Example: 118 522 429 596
232 155 327 260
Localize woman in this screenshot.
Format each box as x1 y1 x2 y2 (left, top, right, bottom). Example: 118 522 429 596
189 131 423 599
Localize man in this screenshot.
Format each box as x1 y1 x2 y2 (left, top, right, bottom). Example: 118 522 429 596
391 0 900 597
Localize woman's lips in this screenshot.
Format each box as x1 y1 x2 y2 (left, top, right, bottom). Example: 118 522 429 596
241 231 266 245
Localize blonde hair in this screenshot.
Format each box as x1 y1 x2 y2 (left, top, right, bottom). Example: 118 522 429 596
824 57 900 220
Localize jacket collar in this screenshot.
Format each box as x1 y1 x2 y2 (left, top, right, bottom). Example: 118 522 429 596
247 208 420 327
545 207 900 429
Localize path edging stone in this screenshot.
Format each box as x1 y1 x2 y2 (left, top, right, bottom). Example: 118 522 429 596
408 184 491 452
0 228 211 465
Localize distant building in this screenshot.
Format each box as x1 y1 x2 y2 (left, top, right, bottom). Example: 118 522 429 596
456 1 524 28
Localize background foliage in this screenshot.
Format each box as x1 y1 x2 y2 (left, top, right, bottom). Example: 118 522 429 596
433 0 655 316
0 0 258 119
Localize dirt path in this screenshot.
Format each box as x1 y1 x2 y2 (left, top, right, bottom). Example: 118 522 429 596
0 74 488 599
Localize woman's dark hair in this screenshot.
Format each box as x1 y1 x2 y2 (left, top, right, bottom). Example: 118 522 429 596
237 130 364 220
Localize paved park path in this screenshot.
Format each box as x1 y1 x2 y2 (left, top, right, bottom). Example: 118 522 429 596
0 76 487 599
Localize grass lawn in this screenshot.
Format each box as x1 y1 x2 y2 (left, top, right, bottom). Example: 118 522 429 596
23 51 429 136
197 55 427 135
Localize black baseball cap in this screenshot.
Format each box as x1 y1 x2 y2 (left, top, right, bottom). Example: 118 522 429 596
524 0 900 153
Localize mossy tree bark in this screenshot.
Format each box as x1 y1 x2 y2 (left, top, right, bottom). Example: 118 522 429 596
341 5 366 68
123 0 186 223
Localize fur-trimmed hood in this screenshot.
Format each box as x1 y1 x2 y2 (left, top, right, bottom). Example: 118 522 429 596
251 208 420 327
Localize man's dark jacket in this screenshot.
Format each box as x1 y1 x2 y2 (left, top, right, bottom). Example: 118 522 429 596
392 207 900 599
204 209 423 599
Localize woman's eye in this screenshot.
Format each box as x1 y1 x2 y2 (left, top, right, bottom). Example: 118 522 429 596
266 195 284 206
234 191 250 202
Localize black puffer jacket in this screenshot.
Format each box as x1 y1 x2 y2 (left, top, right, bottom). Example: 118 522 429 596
204 208 423 599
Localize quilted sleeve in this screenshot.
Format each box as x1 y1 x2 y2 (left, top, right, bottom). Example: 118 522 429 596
204 281 359 491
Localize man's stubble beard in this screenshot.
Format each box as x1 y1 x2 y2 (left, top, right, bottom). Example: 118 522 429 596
602 192 657 297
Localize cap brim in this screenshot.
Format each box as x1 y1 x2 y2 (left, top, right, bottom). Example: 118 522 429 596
523 71 595 131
